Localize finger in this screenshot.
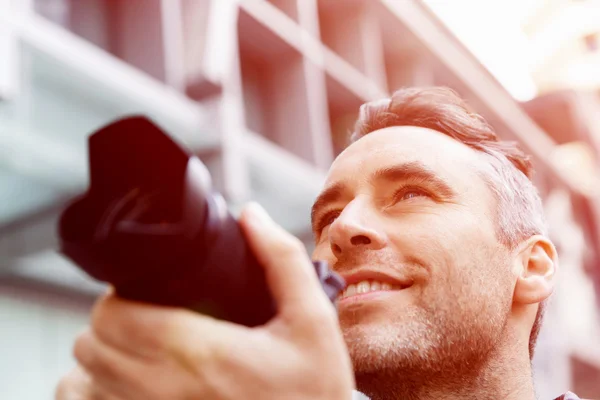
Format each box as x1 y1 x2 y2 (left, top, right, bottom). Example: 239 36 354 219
92 293 248 377
91 292 192 360
161 309 248 376
54 367 122 400
87 381 122 400
55 366 122 400
88 385 122 400
239 203 333 319
74 329 150 399
55 367 95 400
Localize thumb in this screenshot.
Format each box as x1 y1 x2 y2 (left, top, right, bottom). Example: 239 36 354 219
239 203 331 318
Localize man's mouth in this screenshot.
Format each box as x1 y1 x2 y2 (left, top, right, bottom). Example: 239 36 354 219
335 268 414 302
338 280 403 300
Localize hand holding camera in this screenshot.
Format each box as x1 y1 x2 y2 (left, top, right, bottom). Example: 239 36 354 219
58 116 344 326
55 117 353 400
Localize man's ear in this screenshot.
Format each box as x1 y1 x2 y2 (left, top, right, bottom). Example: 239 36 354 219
512 235 558 305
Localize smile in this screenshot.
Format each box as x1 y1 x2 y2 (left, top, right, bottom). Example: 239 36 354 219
338 280 408 300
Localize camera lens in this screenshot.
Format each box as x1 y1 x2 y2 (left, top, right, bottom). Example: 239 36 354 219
59 116 344 327
59 117 275 326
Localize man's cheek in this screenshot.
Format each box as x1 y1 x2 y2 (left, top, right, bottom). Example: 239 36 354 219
395 230 448 275
412 216 484 264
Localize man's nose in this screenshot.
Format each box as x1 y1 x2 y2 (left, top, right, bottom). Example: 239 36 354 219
328 202 385 257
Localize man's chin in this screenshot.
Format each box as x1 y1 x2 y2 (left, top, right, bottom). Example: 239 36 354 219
342 317 436 375
338 302 424 337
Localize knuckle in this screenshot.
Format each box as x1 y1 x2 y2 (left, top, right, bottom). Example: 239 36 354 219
90 297 112 337
287 236 306 253
73 330 93 366
161 309 187 336
54 374 73 400
55 367 90 400
155 310 193 351
72 332 116 381
275 235 306 257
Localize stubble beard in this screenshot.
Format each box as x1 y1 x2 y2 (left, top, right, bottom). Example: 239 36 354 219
344 281 512 400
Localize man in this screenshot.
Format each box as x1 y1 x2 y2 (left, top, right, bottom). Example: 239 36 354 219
56 87 581 399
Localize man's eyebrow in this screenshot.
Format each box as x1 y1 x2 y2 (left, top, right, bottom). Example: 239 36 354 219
371 161 456 198
310 161 456 229
311 182 346 227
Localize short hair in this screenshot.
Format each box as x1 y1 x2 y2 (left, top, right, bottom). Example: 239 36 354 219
351 86 548 360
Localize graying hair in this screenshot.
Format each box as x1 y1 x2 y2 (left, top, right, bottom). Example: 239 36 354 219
476 150 548 249
351 86 550 359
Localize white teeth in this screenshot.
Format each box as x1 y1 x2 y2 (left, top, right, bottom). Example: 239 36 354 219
357 281 370 294
345 284 357 297
339 280 401 299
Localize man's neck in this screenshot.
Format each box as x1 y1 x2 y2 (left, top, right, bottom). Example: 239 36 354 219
356 340 536 400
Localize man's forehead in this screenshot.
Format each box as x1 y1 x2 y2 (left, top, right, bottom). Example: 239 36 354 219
326 126 480 185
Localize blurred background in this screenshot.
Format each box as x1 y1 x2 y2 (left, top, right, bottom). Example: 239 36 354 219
0 0 599 398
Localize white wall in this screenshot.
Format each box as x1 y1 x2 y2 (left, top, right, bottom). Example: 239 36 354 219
0 287 90 400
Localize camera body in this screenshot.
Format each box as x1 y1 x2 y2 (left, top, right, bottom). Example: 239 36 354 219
58 116 344 326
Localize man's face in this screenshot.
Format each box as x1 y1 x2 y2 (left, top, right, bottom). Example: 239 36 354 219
311 127 515 381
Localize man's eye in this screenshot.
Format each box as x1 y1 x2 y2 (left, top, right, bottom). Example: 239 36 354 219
316 211 340 232
402 191 424 200
393 187 429 203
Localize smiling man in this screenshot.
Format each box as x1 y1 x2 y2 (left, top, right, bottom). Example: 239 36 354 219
56 87 581 400
311 87 562 399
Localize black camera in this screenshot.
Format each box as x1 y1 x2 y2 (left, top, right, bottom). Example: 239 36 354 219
57 116 344 327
